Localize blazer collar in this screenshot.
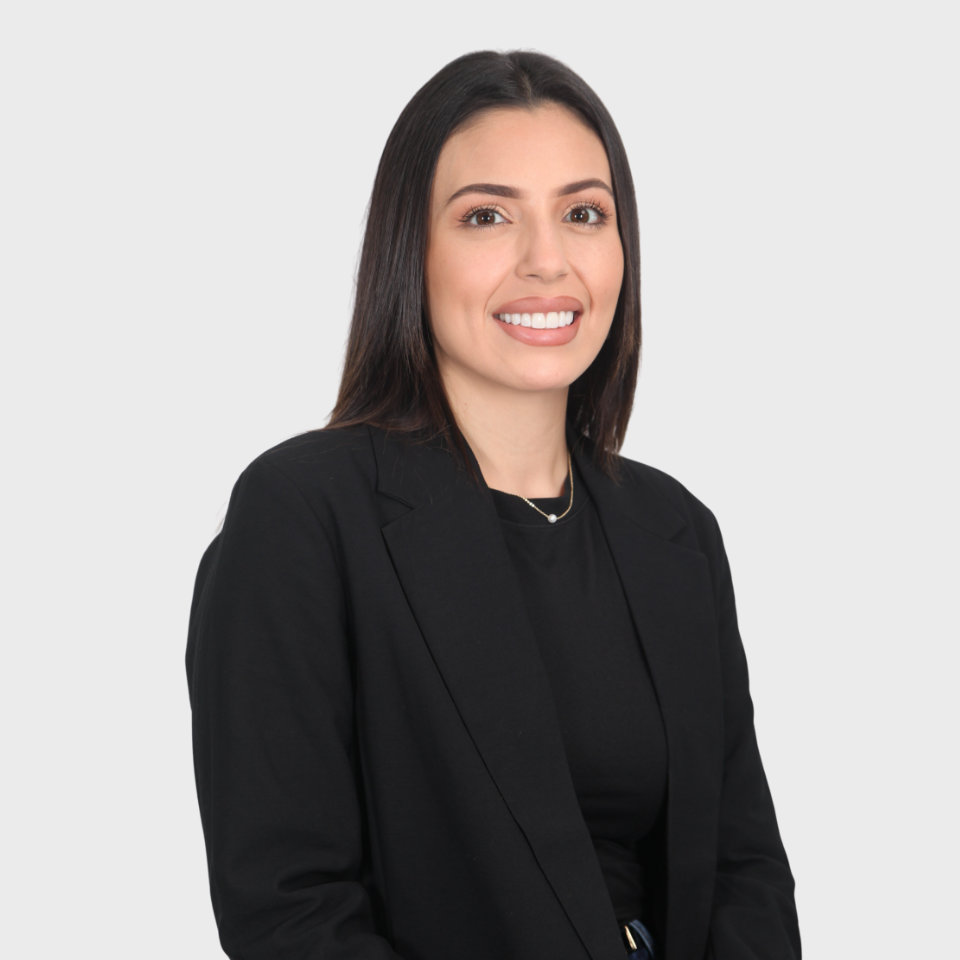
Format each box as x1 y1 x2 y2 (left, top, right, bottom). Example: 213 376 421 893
572 441 686 543
371 426 720 960
373 427 477 510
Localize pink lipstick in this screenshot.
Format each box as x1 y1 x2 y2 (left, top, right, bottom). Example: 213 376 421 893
492 296 584 346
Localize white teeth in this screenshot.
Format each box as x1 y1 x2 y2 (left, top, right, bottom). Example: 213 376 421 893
495 311 576 328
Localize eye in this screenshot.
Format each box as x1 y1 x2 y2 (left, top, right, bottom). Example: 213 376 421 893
563 202 609 227
461 206 508 228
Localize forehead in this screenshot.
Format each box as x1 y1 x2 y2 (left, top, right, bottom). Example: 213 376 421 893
431 104 612 201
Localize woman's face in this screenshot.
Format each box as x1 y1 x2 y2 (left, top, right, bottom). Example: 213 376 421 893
425 103 624 402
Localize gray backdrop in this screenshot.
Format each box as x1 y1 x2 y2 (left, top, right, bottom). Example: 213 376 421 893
2 1 957 956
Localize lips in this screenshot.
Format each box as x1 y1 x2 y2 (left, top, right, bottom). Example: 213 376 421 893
490 296 584 346
492 296 583 330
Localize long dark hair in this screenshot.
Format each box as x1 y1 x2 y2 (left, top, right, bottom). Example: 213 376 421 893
328 50 641 475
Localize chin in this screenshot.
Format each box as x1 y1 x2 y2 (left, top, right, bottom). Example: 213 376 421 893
507 362 588 394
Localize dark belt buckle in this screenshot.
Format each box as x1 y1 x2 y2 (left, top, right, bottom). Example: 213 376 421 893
623 918 655 960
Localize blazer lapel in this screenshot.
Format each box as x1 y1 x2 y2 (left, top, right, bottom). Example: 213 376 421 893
576 451 723 960
372 429 625 960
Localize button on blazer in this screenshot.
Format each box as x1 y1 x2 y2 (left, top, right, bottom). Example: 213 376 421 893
186 425 800 960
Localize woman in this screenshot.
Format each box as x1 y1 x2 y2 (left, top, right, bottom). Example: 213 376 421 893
186 51 800 960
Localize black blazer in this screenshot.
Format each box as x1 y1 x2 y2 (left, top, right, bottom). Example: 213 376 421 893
186 425 800 960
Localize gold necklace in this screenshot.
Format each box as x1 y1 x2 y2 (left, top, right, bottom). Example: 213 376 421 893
516 452 574 524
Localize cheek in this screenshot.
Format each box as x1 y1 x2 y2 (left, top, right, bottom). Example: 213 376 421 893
424 249 460 332
585 241 624 309
425 256 485 353
428 243 504 317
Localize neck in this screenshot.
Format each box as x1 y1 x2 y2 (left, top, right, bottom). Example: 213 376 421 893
442 375 570 498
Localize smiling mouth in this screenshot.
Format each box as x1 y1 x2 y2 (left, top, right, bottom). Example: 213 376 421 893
494 310 577 329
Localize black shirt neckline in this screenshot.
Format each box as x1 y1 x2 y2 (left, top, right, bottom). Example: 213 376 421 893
488 464 589 527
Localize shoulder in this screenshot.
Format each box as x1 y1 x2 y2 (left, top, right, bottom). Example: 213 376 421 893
217 425 381 541
252 423 375 476
242 424 377 499
615 454 713 518
610 451 726 555
602 453 741 615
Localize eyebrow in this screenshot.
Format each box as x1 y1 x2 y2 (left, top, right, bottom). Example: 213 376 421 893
444 178 614 207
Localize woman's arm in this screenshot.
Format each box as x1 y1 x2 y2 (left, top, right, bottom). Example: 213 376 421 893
186 456 400 959
703 511 802 960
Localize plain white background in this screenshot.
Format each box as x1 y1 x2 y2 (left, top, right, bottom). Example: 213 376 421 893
2 2 957 956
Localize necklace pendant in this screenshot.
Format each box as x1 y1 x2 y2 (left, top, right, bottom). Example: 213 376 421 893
514 452 573 526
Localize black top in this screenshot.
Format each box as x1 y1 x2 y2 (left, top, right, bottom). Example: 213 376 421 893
490 467 668 925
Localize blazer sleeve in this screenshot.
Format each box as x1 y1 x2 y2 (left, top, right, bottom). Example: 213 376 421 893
703 511 802 959
185 456 401 959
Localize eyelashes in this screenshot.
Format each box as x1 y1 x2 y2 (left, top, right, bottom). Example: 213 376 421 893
458 200 613 230
461 206 507 228
562 201 610 227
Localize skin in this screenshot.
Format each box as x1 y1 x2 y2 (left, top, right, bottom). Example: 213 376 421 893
424 103 625 496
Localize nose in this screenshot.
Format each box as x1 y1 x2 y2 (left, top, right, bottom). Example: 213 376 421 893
516 218 569 282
